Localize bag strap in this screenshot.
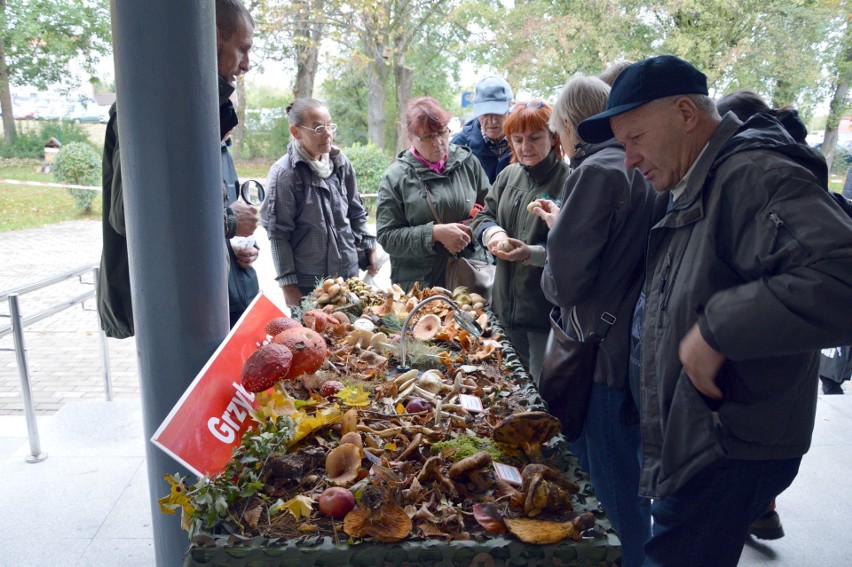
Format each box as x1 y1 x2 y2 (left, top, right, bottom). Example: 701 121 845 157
422 181 444 225
588 258 644 342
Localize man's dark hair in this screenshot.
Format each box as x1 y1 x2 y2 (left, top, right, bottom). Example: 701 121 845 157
216 0 254 39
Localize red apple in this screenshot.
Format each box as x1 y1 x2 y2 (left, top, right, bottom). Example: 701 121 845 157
318 486 356 519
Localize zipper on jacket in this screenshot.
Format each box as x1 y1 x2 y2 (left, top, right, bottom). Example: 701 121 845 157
768 211 810 255
658 251 672 296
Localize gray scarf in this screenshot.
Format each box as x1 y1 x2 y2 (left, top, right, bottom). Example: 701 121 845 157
294 139 333 179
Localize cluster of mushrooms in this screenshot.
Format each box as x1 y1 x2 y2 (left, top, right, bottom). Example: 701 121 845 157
229 282 603 545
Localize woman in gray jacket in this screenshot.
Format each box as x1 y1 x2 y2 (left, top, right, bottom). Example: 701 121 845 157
536 75 659 567
261 98 376 307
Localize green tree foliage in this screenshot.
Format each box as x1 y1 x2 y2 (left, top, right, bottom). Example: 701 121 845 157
0 0 111 143
52 141 100 213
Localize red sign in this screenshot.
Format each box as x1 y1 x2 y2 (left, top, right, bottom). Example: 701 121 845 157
151 293 286 477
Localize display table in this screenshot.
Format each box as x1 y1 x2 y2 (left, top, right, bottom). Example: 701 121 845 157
172 288 621 566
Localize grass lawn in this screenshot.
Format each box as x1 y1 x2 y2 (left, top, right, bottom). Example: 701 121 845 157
0 159 100 231
0 157 276 233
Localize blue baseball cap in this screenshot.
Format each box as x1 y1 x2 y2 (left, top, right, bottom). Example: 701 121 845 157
578 55 709 143
473 76 514 117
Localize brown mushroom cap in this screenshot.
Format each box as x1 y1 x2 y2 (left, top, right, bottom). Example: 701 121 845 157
343 499 413 542
492 412 561 461
326 443 362 486
411 314 442 341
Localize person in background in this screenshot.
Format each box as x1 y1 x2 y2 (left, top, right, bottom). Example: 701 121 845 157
470 99 569 383
377 96 490 290
97 0 260 338
261 98 377 308
535 75 658 566
578 54 852 566
598 60 633 87
451 76 514 183
819 346 852 394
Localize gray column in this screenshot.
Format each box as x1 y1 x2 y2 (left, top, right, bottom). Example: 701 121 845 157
110 1 229 564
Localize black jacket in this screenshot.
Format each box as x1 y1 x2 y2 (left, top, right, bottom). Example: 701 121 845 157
451 118 511 183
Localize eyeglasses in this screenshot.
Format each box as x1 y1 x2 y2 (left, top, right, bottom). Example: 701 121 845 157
297 123 338 136
510 100 546 113
413 129 450 143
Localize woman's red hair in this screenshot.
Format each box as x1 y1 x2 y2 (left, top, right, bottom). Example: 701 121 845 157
503 101 563 163
405 97 453 138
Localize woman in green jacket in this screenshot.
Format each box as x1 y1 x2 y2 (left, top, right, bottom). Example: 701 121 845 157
471 100 570 382
376 97 490 290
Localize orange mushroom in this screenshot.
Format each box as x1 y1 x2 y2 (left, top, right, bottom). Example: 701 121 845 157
492 412 561 463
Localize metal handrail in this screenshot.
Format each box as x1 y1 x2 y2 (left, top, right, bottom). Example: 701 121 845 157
1 264 113 463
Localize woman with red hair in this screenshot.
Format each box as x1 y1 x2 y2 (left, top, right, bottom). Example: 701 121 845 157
470 100 571 383
377 97 490 290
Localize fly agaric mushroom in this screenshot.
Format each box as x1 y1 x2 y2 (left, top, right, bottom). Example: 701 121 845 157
411 314 441 341
492 412 561 463
326 443 362 486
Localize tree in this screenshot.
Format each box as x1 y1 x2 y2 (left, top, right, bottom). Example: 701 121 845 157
819 2 851 173
0 0 111 144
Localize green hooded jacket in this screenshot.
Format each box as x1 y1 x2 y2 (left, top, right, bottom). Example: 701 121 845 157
376 145 490 290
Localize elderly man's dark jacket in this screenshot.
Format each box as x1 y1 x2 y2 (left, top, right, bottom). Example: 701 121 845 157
638 113 852 499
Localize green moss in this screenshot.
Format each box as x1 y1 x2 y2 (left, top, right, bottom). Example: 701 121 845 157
431 434 505 462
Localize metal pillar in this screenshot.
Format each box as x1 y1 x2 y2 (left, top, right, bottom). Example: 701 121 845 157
8 294 47 463
110 1 229 564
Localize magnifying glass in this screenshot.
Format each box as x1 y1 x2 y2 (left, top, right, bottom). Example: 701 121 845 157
240 179 265 206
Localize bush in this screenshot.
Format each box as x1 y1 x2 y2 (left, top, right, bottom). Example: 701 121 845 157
52 142 101 213
0 121 94 159
240 109 290 159
344 143 392 196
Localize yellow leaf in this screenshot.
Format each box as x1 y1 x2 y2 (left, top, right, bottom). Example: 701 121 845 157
395 402 405 414
335 384 371 407
270 494 314 520
384 442 397 451
251 388 297 422
157 473 193 517
289 406 343 447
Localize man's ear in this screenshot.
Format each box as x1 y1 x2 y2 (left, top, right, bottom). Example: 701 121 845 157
675 97 700 132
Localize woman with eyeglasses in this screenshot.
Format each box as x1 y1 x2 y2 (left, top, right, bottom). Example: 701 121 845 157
261 98 377 307
376 96 490 290
470 100 570 383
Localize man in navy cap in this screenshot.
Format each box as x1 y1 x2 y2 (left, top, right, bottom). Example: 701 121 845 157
452 76 513 183
578 55 852 565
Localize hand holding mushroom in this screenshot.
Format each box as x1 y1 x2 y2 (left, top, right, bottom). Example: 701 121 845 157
490 237 531 263
529 199 560 229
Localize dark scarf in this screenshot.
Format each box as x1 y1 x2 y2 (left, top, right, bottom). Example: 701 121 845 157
218 76 239 140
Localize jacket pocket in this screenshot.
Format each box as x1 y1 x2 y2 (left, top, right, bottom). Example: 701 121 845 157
659 370 726 485
766 210 811 256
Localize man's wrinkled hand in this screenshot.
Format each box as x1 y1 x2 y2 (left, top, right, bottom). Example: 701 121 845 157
679 323 726 400
231 200 259 237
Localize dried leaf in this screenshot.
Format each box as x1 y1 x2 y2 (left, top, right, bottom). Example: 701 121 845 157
418 521 451 539
504 517 581 544
335 384 372 407
289 406 343 447
270 494 314 520
243 504 262 529
472 503 508 534
344 500 413 542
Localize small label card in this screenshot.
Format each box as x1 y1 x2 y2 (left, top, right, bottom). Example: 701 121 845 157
458 394 484 413
493 462 523 485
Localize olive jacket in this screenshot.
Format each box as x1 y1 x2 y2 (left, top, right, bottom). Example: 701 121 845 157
472 149 570 332
638 113 852 499
376 145 490 290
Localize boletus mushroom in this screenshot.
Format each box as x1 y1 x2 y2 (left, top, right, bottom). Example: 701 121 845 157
492 412 560 463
